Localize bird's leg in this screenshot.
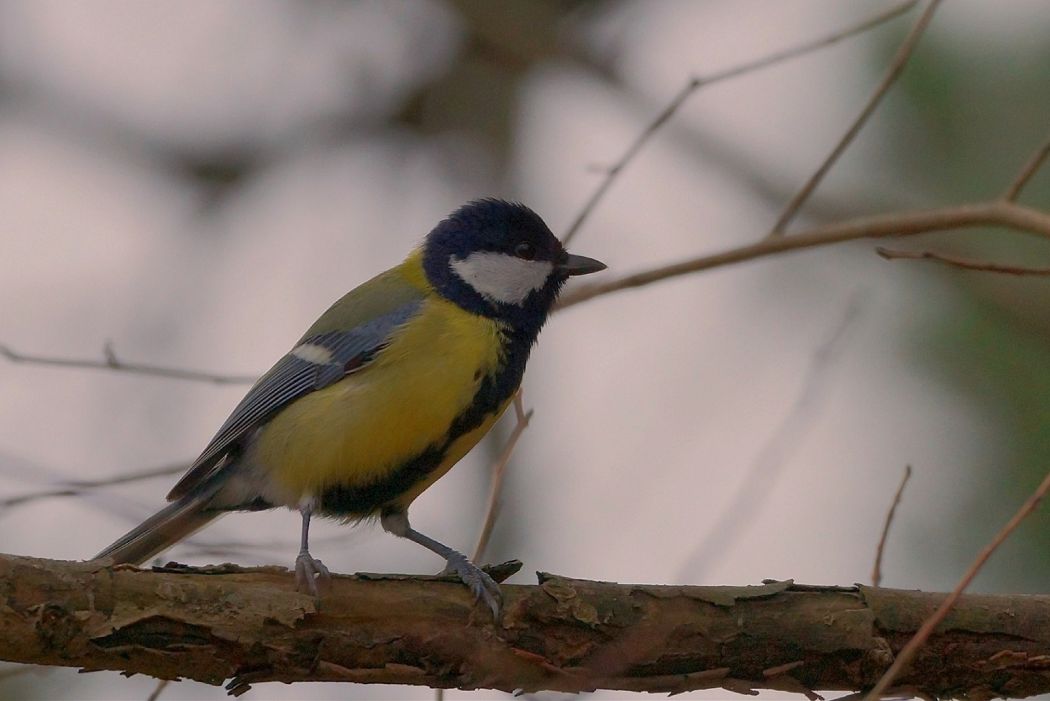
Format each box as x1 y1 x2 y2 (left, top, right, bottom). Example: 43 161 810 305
294 502 330 595
380 509 501 617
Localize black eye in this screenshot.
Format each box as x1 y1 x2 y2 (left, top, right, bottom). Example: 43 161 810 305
514 242 536 260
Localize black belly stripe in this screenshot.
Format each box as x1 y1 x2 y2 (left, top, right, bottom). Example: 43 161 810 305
316 332 532 518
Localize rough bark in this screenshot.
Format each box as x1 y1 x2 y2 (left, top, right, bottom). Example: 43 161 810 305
0 553 1047 698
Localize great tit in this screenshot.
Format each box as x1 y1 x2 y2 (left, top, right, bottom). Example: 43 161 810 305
94 198 605 615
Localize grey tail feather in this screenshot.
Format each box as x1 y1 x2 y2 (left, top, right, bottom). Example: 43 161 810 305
94 485 224 566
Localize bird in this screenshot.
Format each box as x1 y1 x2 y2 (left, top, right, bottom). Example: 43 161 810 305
94 198 606 615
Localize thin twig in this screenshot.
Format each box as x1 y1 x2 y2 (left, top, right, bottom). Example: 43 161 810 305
558 200 1050 310
768 0 942 236
863 467 1050 701
435 397 531 701
876 246 1050 275
560 1 919 246
0 463 187 511
473 391 533 562
1003 133 1050 202
0 342 257 385
871 465 912 587
0 488 81 511
63 463 189 489
146 679 170 701
678 293 865 580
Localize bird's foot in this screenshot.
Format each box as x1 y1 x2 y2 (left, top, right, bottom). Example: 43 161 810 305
442 551 501 618
294 550 331 596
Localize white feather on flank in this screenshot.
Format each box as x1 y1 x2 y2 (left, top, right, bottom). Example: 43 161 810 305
449 252 554 305
291 343 333 364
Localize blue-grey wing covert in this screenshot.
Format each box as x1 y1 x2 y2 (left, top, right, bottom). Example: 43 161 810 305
166 301 422 501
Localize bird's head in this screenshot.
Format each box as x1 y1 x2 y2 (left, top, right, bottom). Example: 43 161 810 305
422 199 605 333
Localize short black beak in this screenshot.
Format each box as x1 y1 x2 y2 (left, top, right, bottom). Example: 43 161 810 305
557 253 607 276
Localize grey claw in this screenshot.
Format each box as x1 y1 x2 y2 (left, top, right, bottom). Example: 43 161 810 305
445 551 501 618
295 551 331 596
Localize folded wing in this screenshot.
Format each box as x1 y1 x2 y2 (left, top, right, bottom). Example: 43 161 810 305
166 300 423 501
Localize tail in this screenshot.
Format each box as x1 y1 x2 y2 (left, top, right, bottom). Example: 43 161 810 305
94 485 225 565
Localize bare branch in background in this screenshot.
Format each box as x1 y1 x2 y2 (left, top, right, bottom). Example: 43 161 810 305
0 463 186 512
1003 133 1050 202
768 0 942 236
558 200 1050 309
560 1 919 246
876 246 1050 276
678 292 865 580
871 464 912 587
863 467 1050 701
0 487 80 512
0 342 256 385
569 47 916 222
472 391 533 563
146 679 170 701
437 394 532 701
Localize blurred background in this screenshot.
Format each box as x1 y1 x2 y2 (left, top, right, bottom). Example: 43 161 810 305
1 1 1049 699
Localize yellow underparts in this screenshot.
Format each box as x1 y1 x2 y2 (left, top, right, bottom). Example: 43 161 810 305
254 296 510 509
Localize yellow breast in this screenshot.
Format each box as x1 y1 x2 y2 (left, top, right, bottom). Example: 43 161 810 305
254 297 508 504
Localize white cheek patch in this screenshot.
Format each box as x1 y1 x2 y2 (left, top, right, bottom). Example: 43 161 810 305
450 251 554 305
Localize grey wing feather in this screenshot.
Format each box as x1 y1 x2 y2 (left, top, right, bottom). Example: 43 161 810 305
166 301 422 501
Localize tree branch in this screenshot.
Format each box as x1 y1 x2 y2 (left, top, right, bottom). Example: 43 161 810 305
1003 133 1050 203
0 342 256 385
876 246 1050 276
871 465 912 588
560 1 919 246
768 0 941 236
1 554 1048 697
0 463 187 512
471 391 532 563
557 200 1050 309
864 467 1050 701
679 293 864 581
